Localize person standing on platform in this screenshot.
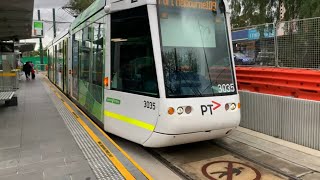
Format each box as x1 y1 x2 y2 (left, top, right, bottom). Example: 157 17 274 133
23 62 32 80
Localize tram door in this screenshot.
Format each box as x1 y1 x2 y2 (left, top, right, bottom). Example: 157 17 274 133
104 7 159 144
70 33 80 100
63 38 68 94
67 36 72 97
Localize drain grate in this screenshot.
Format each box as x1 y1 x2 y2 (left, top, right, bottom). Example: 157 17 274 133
43 82 125 180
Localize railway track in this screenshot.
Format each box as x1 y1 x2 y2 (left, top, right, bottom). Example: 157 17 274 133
145 140 303 180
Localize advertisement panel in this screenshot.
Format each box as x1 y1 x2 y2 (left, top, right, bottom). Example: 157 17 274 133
32 21 44 38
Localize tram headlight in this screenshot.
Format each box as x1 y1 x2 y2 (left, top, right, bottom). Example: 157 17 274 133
230 103 237 110
185 106 192 114
177 107 184 115
225 103 230 111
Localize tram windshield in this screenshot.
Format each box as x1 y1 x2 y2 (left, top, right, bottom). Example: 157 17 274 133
158 0 236 98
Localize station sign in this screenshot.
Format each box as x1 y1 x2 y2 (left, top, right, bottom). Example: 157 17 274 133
248 28 275 40
32 21 44 38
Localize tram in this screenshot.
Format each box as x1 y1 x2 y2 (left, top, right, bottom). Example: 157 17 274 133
47 0 240 147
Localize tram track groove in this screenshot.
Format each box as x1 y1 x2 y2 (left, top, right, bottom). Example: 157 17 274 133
142 140 304 180
143 147 194 180
212 141 302 180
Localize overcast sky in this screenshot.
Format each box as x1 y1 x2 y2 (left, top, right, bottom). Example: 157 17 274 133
25 0 75 50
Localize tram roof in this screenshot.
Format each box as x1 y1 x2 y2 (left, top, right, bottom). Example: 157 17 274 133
71 0 106 30
0 0 34 41
67 0 231 37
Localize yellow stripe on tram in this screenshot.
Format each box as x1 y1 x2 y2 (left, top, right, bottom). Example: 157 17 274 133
104 111 155 132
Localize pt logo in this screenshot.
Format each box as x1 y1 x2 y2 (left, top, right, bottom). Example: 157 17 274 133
201 101 221 115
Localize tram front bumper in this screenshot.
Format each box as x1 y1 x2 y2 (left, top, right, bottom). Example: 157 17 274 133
142 127 237 148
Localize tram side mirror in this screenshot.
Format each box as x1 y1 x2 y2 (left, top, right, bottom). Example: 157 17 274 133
219 1 226 13
104 5 111 13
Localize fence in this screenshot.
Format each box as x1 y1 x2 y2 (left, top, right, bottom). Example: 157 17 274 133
240 91 320 150
232 23 276 66
232 17 320 69
22 56 48 71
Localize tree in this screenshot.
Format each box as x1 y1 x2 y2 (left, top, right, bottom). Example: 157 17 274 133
30 50 40 57
64 0 95 17
230 0 279 29
230 0 320 28
282 0 320 20
278 0 320 68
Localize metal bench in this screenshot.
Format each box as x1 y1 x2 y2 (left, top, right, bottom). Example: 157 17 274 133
0 91 17 106
0 91 14 100
0 69 18 106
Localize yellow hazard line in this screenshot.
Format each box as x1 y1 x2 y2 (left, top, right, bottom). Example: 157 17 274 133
78 108 154 180
0 73 16 77
61 98 135 180
47 83 135 180
44 78 153 180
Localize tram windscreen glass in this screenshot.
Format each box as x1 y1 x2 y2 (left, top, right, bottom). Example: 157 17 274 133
158 0 237 97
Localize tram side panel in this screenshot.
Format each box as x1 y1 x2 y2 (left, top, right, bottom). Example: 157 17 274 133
104 6 160 144
65 14 106 124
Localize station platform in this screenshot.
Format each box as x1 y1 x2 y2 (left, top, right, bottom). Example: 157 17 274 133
1 74 320 180
0 75 179 180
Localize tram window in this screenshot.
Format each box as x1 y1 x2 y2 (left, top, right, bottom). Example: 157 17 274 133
110 6 159 97
92 18 104 87
79 26 91 82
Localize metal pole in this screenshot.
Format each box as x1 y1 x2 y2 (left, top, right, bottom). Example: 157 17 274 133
38 10 44 70
274 22 279 67
53 8 56 38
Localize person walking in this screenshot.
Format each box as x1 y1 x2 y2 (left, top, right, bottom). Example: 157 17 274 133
23 62 32 80
29 61 36 80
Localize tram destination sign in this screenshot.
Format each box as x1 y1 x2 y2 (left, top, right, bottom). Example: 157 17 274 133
158 0 217 11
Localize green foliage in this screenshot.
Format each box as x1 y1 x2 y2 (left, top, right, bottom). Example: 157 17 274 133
230 0 320 28
29 51 40 57
230 0 278 28
65 0 95 15
283 0 320 20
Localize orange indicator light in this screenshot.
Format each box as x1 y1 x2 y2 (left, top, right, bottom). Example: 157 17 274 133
168 107 175 115
104 77 109 87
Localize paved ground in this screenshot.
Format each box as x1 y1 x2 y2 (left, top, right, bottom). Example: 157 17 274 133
0 75 181 180
2 75 320 180
217 128 320 179
152 127 320 180
0 77 96 180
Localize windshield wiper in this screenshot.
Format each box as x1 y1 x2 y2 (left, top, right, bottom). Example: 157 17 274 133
177 71 203 97
173 48 203 97
214 62 231 84
197 17 214 95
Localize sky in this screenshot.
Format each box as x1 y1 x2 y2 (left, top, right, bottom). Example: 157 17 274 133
25 0 75 50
